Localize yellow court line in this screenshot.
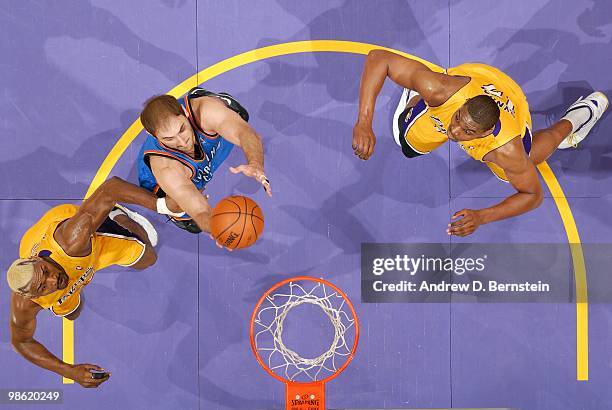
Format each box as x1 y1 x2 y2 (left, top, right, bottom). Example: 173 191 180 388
84 41 442 199
70 40 587 383
61 318 74 384
537 162 589 380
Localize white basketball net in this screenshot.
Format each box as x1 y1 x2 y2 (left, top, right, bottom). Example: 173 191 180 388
253 280 357 383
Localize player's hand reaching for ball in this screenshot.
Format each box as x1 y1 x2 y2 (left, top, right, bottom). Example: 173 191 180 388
67 364 110 388
229 164 272 197
206 194 232 251
352 121 376 160
448 209 483 236
209 234 234 252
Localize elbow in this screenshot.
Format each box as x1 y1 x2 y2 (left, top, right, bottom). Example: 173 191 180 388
367 49 379 60
103 176 125 190
105 176 124 190
367 49 389 61
366 49 393 77
10 338 19 353
95 176 124 203
532 189 544 209
11 337 27 355
366 49 389 68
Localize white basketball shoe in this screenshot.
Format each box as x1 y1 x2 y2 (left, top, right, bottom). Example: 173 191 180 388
558 91 609 149
110 204 158 247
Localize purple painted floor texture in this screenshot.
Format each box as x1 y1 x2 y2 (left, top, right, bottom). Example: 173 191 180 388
1 1 612 409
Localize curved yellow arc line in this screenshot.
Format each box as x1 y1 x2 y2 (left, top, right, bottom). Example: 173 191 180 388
537 162 588 380
68 40 587 383
84 41 443 198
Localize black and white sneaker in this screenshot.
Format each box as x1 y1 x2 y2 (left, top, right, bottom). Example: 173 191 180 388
167 216 202 234
110 205 158 247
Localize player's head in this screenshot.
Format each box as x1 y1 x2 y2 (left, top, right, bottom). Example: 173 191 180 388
140 95 195 152
448 95 500 142
6 256 69 298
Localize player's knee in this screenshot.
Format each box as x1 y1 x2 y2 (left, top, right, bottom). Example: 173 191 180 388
147 246 158 264
64 310 81 321
64 302 84 321
132 247 157 270
401 145 424 158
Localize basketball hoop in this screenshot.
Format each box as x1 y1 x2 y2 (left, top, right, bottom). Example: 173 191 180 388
250 276 359 410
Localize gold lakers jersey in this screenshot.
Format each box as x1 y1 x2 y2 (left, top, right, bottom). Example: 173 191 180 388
19 205 145 316
402 63 532 180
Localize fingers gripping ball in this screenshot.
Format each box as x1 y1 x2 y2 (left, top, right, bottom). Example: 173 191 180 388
211 196 264 249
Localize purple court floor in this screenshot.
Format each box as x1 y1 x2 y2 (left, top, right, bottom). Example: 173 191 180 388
1 1 612 409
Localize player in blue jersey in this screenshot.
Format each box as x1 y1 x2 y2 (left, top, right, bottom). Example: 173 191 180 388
137 88 271 234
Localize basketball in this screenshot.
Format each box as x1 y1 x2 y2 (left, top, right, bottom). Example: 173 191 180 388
210 196 264 249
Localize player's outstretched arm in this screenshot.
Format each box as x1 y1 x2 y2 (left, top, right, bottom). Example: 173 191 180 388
353 49 451 160
194 98 271 196
358 50 441 122
55 177 157 255
9 293 109 387
448 139 544 236
149 156 213 233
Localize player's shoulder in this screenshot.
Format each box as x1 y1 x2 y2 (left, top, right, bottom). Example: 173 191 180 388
487 136 528 169
188 89 249 124
11 292 42 319
190 95 235 130
425 73 470 107
190 94 228 114
449 62 505 77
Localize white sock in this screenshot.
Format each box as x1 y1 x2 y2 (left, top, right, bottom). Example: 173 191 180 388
561 106 591 134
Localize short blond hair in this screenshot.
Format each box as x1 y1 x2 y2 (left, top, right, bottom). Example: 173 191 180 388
6 258 36 296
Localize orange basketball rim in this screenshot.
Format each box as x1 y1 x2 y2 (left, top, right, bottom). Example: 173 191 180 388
250 276 360 410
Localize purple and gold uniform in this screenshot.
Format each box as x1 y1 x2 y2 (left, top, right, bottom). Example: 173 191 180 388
19 205 145 317
399 63 533 181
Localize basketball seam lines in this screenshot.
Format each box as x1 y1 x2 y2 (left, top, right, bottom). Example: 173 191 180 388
225 196 242 210
211 211 264 223
233 196 249 248
213 212 242 242
250 211 259 242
